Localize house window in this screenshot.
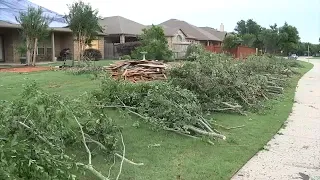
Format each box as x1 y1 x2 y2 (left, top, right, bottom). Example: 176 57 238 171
37 47 45 55
46 47 52 55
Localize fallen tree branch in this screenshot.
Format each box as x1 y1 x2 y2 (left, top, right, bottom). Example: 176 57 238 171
114 153 144 166
77 163 109 180
211 122 245 130
165 128 200 139
184 125 226 140
17 121 55 148
58 100 110 180
116 132 125 180
108 155 116 179
198 119 214 133
96 105 137 109
85 134 144 166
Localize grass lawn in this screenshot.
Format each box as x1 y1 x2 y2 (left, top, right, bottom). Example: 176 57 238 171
43 59 117 67
0 61 313 180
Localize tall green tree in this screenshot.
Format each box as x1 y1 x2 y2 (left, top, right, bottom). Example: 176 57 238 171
16 7 52 66
222 34 242 50
234 20 247 35
241 34 256 47
278 22 300 55
66 1 102 65
234 19 262 49
132 25 172 60
258 24 280 53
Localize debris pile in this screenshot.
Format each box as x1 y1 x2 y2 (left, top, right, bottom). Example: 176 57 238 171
106 60 167 82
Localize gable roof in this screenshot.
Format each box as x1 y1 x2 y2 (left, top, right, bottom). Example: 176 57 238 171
146 24 187 37
159 19 221 41
0 0 67 27
200 27 227 41
99 16 146 36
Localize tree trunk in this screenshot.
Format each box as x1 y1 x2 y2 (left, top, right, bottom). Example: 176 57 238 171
26 38 31 66
32 38 38 66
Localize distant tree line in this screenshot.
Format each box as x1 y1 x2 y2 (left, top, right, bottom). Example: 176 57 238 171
223 19 320 56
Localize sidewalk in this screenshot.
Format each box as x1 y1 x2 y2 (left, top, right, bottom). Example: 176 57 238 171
232 59 320 180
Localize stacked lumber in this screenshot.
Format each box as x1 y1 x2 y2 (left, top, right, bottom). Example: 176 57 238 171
106 60 167 82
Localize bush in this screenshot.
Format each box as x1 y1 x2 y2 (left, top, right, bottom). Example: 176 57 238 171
120 55 131 60
116 42 142 56
185 44 206 61
131 25 172 61
83 48 102 61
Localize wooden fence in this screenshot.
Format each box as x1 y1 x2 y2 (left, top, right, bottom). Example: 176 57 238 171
206 45 256 59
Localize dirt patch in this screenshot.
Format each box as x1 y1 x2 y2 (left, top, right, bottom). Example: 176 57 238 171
0 66 51 73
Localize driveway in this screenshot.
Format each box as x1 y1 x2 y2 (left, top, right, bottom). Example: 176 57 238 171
232 58 320 180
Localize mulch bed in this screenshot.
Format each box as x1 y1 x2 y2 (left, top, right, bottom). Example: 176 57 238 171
0 66 51 73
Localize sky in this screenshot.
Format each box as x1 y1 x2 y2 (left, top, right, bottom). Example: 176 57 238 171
30 0 320 44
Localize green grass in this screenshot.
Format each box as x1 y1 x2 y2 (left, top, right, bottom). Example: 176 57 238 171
42 59 116 67
0 61 313 180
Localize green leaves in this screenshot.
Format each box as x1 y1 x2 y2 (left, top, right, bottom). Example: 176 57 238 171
132 25 172 61
66 1 102 37
16 7 52 40
0 82 118 179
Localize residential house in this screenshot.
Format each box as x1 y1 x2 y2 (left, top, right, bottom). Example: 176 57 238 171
0 0 106 63
100 16 191 59
159 19 226 46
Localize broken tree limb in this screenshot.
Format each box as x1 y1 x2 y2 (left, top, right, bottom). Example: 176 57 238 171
17 121 55 148
211 123 245 130
165 128 200 139
184 125 226 140
198 119 214 133
77 163 109 180
114 153 144 166
85 134 144 166
116 132 125 180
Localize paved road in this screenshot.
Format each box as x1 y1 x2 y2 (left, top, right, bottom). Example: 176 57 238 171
232 58 320 180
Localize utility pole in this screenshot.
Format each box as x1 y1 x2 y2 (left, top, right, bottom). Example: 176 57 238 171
308 44 310 57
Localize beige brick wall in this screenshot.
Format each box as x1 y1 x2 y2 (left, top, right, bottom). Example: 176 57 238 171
166 37 173 50
98 36 104 59
0 29 21 63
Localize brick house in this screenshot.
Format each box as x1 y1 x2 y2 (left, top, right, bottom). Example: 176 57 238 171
0 0 106 63
159 19 227 46
0 21 106 63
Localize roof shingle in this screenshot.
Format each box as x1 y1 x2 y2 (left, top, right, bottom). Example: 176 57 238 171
159 19 221 41
200 27 227 41
99 16 146 36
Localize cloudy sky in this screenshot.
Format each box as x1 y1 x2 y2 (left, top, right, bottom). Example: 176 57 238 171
30 0 320 43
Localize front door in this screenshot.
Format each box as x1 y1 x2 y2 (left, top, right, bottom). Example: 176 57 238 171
0 36 4 62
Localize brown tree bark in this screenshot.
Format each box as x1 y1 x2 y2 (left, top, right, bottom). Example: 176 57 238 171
26 38 31 66
32 38 38 66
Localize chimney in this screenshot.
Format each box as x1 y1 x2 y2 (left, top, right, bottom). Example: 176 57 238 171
220 23 224 32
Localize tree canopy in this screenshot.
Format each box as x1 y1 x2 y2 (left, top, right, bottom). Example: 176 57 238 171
16 7 52 66
132 25 172 60
230 19 308 56
65 1 102 63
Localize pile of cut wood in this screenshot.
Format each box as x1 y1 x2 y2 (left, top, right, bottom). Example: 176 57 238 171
106 60 167 82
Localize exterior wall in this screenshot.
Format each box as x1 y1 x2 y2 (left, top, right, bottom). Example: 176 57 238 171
98 36 105 59
172 30 186 43
166 37 173 49
0 28 21 63
169 30 191 59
